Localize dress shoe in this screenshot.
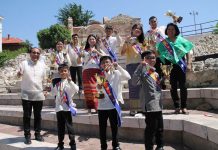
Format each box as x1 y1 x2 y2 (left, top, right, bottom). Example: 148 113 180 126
24 137 32 144
155 146 164 150
54 146 64 150
35 134 44 142
174 108 180 114
113 147 122 150
181 108 189 115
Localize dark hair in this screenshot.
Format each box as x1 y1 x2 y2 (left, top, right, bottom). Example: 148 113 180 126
58 63 69 71
105 24 113 30
141 50 156 59
84 34 97 50
165 23 180 36
149 16 157 22
29 47 41 53
72 34 79 38
131 24 145 44
99 55 112 64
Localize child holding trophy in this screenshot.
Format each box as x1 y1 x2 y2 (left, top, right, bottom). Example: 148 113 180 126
96 55 131 150
132 50 164 150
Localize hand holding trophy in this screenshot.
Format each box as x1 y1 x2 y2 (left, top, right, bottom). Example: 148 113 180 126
165 10 183 24
95 73 105 99
161 63 173 89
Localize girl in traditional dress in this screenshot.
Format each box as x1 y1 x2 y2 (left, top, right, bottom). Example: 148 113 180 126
81 34 105 113
121 23 147 116
157 23 193 114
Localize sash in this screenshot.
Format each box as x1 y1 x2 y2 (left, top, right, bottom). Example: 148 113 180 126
56 53 61 65
100 71 122 127
143 65 161 91
132 44 142 54
156 33 187 73
103 40 117 62
74 46 80 55
56 82 77 116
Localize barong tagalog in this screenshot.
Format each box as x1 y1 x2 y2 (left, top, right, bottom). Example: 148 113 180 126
98 71 122 127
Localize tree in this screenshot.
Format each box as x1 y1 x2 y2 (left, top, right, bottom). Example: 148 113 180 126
213 23 218 34
56 3 94 27
37 24 71 49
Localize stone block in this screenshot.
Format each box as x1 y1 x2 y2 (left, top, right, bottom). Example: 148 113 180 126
122 117 140 128
184 120 207 139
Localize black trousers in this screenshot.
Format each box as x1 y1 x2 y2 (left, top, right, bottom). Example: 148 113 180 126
22 100 43 138
70 66 83 90
56 111 76 147
170 64 187 109
98 109 119 149
144 111 164 150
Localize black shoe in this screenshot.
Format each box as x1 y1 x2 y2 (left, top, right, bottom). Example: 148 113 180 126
24 137 32 144
35 134 44 142
155 146 164 150
71 144 76 150
54 146 64 150
113 147 122 150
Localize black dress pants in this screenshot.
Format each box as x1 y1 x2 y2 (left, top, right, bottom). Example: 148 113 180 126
144 111 164 150
70 66 83 90
22 100 43 138
170 64 187 109
56 111 76 147
98 109 119 149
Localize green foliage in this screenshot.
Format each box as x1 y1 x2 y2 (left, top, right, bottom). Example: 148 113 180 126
213 23 218 34
56 3 94 26
0 47 28 67
37 24 71 49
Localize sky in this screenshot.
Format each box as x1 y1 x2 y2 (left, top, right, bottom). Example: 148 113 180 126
0 0 218 47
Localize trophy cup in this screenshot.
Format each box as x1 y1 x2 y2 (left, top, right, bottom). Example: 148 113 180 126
161 63 173 89
95 73 105 99
165 10 183 24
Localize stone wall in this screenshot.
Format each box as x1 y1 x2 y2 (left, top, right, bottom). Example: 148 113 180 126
187 33 218 87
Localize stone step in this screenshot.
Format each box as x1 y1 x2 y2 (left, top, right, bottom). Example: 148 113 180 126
1 88 218 110
0 106 218 150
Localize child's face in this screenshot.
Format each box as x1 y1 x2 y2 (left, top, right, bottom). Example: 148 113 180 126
56 41 64 52
144 53 156 67
59 68 69 79
100 58 112 72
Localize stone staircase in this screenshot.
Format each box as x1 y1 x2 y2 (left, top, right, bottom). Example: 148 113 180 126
0 88 218 149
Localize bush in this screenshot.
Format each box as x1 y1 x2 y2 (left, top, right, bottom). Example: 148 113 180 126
0 47 28 67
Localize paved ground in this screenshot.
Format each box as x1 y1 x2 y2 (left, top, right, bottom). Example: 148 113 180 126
1 109 218 150
0 123 187 150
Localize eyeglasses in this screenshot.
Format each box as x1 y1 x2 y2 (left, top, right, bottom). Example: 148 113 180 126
31 52 40 55
145 56 156 59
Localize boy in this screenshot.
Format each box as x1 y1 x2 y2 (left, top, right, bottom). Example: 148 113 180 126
49 63 79 150
97 55 131 150
132 50 164 150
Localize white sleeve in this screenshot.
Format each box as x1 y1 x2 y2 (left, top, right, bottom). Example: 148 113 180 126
65 81 79 98
116 65 131 81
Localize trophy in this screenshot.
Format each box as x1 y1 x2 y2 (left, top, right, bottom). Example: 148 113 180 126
161 63 173 89
165 10 183 24
95 73 105 99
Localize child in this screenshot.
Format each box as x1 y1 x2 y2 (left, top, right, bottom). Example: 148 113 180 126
49 63 79 150
132 50 164 150
97 55 131 150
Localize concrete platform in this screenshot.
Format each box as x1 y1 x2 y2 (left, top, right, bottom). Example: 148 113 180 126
1 88 218 109
0 106 218 150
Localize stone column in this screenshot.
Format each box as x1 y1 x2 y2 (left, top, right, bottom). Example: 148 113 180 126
67 17 73 35
0 16 3 53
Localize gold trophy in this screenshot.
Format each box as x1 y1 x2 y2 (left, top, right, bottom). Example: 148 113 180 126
161 63 173 89
95 73 105 99
165 10 183 24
